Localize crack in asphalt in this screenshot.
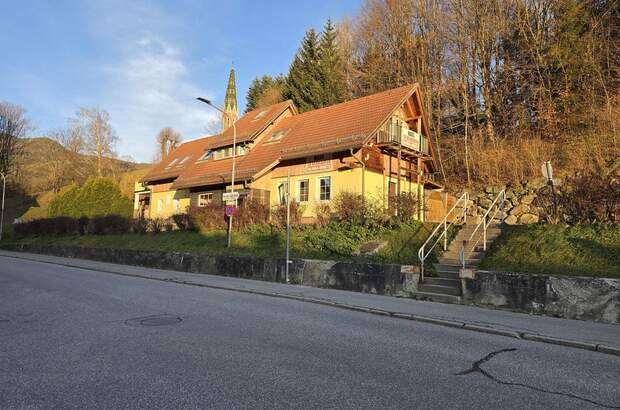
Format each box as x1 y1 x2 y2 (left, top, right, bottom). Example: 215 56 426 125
457 348 620 409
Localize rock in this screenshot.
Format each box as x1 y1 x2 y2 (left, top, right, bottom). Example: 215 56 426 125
484 186 502 194
505 190 515 200
478 197 492 208
510 204 530 216
502 202 513 211
354 241 388 256
521 194 536 205
504 215 518 225
519 213 539 224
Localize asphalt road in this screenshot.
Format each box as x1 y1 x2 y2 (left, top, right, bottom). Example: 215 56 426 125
1 256 618 409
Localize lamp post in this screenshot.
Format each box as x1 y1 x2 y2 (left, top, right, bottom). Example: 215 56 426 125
196 97 237 248
0 172 6 241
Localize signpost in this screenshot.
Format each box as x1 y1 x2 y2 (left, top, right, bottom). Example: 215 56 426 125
541 161 558 220
222 192 240 203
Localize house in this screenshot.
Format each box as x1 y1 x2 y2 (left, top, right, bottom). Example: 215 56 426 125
135 70 447 222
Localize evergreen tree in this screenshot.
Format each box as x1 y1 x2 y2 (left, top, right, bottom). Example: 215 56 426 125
245 75 287 113
47 177 132 218
285 28 323 112
318 19 346 106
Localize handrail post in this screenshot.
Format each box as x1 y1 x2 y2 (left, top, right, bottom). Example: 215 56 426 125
464 193 467 224
483 214 487 251
443 219 447 250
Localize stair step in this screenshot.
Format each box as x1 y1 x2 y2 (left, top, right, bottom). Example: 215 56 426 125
413 291 462 304
433 263 476 272
439 258 481 266
418 284 462 296
424 277 460 286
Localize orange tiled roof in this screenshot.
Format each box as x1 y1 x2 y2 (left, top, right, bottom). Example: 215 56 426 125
141 100 294 183
149 84 423 189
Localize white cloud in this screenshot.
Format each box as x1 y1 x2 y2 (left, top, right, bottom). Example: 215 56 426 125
102 35 218 162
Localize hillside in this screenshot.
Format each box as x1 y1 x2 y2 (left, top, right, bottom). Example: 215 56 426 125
17 137 149 195
12 137 150 222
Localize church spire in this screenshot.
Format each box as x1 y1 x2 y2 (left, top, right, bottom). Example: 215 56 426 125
222 66 238 130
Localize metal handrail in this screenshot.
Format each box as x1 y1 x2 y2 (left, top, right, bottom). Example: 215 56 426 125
418 192 469 281
460 189 506 268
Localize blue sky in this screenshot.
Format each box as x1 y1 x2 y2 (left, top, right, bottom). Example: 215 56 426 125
0 0 360 162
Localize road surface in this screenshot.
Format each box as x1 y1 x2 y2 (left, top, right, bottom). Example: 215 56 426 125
1 256 618 409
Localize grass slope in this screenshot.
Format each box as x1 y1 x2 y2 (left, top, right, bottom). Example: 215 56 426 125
480 224 620 278
6 223 435 265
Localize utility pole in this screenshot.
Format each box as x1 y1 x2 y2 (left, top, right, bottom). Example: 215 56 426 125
0 172 5 241
285 169 291 284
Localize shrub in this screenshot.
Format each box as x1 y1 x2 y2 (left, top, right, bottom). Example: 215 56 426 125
148 218 165 234
234 198 270 230
86 215 131 235
172 213 194 231
47 177 132 218
271 200 304 229
334 192 366 225
188 204 227 231
390 192 419 223
315 203 332 227
131 217 149 234
301 221 378 257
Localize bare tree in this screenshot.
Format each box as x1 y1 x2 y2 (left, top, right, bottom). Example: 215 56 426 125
0 102 29 177
50 126 84 154
71 108 117 177
156 127 181 162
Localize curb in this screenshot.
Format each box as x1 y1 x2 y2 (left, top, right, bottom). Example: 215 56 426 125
2 251 619 358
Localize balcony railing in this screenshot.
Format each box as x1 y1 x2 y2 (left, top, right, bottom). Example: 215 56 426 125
377 128 429 155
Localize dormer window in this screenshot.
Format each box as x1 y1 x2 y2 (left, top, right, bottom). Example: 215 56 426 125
198 150 213 161
176 156 191 167
165 158 179 169
252 110 268 121
268 128 289 142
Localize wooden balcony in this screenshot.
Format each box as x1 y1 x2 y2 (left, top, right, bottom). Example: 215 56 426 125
377 128 430 156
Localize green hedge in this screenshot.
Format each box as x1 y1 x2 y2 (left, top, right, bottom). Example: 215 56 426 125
48 177 132 218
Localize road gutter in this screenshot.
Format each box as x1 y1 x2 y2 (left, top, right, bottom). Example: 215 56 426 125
2 251 618 357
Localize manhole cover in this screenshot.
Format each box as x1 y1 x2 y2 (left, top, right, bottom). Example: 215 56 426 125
124 314 183 327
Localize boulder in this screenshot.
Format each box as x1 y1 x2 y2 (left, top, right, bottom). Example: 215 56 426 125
519 213 539 224
510 204 530 216
521 194 536 205
478 197 493 208
504 215 518 225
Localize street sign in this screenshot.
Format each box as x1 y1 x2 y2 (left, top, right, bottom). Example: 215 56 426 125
222 192 240 202
225 205 235 217
541 161 553 181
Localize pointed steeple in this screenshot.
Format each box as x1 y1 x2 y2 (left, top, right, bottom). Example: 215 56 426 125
222 66 238 130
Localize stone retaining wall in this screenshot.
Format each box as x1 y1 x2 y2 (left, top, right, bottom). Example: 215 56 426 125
462 270 620 324
2 244 419 297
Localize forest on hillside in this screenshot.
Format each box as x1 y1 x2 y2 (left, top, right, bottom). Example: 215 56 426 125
246 0 620 188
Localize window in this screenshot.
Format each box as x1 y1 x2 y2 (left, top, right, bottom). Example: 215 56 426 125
173 199 180 211
298 179 309 202
277 182 289 205
268 129 288 142
318 177 331 201
157 198 164 212
198 193 213 207
198 150 213 161
176 155 191 167
237 145 247 156
165 158 179 169
252 110 268 121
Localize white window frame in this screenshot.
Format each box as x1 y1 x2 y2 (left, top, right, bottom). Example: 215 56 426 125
198 193 213 207
297 179 309 202
157 198 164 212
173 199 180 212
277 181 289 205
317 176 331 202
198 150 213 161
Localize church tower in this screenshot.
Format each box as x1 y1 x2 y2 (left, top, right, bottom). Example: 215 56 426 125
222 67 238 130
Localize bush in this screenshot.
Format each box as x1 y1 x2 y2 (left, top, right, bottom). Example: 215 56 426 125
172 213 194 231
301 221 379 257
535 161 620 225
131 217 149 234
148 218 165 234
390 192 419 223
86 215 131 235
333 192 385 227
188 204 227 231
234 198 270 230
48 177 132 218
315 203 332 227
271 200 304 229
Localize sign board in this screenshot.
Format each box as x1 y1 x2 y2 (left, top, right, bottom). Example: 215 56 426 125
225 205 235 217
222 192 240 202
541 161 553 181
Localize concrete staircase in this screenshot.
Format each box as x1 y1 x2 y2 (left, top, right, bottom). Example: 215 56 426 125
415 223 502 304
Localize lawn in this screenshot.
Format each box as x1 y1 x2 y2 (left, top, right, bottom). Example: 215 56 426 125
5 222 437 265
479 224 620 278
